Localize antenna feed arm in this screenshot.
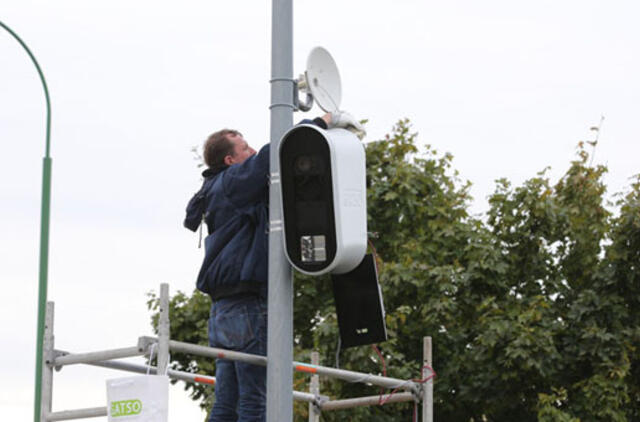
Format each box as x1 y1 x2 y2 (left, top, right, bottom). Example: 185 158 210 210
294 74 314 112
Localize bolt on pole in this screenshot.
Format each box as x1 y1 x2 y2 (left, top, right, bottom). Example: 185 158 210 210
267 0 294 421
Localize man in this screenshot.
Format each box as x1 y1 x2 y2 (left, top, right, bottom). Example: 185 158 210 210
184 125 273 421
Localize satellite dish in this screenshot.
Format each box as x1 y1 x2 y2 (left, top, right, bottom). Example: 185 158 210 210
297 47 342 113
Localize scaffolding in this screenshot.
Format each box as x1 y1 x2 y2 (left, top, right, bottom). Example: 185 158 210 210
39 283 435 421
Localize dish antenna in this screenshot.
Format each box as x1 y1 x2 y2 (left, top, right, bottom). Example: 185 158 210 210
296 47 342 113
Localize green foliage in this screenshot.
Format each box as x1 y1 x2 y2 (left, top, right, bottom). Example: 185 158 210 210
149 120 640 421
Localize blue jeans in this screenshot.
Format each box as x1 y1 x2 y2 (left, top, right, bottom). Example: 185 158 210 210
208 295 267 422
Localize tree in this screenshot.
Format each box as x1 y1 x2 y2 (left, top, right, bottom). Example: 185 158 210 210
149 119 640 421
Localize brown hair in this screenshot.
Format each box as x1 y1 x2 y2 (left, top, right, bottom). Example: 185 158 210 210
203 129 241 169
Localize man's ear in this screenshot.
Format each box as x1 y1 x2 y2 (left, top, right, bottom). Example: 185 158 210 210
224 155 234 166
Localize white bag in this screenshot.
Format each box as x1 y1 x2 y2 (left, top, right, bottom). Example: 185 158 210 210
106 375 169 421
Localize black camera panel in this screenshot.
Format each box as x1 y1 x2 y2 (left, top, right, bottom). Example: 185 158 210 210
280 126 337 272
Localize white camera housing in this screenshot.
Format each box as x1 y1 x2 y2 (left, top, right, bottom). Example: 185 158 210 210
279 124 367 276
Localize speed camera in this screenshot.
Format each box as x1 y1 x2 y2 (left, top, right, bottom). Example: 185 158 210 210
279 124 367 276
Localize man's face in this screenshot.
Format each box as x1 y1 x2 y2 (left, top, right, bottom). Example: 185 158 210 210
225 134 256 166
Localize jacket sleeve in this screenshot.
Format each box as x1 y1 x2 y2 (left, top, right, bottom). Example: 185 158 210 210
300 117 328 129
184 180 208 232
221 118 327 207
222 143 270 207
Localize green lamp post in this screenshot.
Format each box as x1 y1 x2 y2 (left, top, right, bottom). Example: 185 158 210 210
0 20 53 422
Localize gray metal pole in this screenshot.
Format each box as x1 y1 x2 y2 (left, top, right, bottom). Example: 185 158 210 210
41 302 54 421
321 392 415 411
87 360 318 403
165 338 419 392
157 283 170 375
423 336 433 422
46 407 107 421
267 0 294 421
308 352 320 422
293 360 418 393
54 347 145 366
169 339 267 367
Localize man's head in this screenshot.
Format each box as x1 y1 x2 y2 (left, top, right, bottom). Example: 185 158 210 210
203 129 257 170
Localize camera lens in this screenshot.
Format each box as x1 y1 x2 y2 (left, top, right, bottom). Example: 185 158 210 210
295 156 313 174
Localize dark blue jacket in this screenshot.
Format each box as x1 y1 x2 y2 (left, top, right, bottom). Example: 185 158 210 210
184 144 270 299
184 118 326 300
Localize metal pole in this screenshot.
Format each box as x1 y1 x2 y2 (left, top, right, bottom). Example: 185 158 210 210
308 352 320 422
87 360 319 403
423 336 433 422
157 283 170 375
165 338 419 392
293 360 418 393
321 392 415 411
41 302 54 421
54 347 145 366
46 407 107 421
169 339 267 367
0 21 53 422
267 1 294 421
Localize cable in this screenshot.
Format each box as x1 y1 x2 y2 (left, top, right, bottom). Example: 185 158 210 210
334 336 341 369
371 344 393 406
414 364 437 384
409 364 437 421
370 346 437 408
367 238 383 274
372 345 387 378
146 343 157 375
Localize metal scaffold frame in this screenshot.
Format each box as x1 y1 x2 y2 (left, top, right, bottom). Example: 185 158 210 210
39 283 435 421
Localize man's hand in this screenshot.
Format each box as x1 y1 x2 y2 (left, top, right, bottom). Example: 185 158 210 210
326 111 367 140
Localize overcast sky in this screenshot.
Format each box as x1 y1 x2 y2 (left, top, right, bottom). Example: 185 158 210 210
2 1 639 420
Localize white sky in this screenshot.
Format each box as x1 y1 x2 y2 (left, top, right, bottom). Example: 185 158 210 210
1 1 639 420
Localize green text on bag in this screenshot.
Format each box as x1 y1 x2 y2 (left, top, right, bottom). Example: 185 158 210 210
111 399 142 417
